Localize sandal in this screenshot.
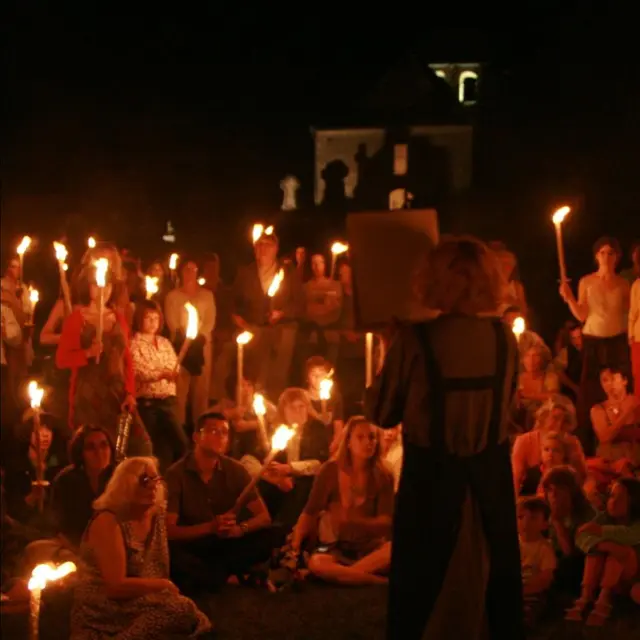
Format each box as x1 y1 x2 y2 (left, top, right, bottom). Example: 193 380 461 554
565 598 590 621
585 601 612 627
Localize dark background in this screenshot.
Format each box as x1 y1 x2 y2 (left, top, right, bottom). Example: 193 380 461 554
2 11 639 342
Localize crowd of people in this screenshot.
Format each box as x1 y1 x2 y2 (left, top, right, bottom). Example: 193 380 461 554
0 228 639 638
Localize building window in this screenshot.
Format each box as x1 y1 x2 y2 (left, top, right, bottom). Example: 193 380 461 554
458 70 478 104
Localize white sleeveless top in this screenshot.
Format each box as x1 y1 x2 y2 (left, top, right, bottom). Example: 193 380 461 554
581 275 629 338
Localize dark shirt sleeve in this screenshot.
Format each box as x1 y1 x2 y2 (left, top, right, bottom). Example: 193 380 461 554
281 265 304 321
303 461 335 517
165 467 182 516
365 326 416 428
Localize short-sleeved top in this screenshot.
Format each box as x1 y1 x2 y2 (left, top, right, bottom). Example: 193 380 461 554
165 452 255 525
519 538 557 582
304 459 394 549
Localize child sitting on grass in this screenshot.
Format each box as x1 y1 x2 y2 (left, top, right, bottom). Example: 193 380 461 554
566 477 640 626
518 496 557 625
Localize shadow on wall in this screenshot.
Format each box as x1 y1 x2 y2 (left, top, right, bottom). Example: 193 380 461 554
350 130 453 212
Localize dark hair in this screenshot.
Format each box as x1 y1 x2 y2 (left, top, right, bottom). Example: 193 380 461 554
305 355 331 379
542 465 592 517
593 236 622 258
599 366 630 384
615 477 640 522
68 425 115 468
518 496 551 520
196 411 228 431
133 299 164 333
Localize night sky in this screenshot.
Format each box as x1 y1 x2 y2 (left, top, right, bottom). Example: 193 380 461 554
3 12 639 337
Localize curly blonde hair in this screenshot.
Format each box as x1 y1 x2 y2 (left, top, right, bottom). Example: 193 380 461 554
415 235 506 315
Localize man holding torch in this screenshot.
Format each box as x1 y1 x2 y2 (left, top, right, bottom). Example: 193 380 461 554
165 411 276 594
232 230 303 399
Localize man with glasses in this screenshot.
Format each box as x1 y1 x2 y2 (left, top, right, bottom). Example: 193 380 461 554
165 410 275 594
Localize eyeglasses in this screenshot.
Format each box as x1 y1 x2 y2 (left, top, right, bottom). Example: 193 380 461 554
138 473 161 488
200 427 229 437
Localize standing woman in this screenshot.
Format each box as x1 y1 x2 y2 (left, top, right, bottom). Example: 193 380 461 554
366 236 524 640
559 237 631 454
56 263 152 456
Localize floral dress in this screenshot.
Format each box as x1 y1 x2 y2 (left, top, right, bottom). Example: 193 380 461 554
71 509 211 639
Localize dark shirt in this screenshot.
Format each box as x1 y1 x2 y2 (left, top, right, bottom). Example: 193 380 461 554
233 261 303 326
310 394 344 423
165 452 257 526
49 465 113 547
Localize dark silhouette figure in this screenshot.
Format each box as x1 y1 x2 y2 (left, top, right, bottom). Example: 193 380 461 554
320 159 349 215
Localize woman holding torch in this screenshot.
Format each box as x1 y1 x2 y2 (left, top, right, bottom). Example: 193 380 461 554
559 236 631 454
56 263 152 456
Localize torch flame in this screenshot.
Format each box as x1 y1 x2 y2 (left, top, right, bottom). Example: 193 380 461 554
512 316 526 338
145 276 159 299
252 393 266 417
17 236 32 256
53 242 68 263
94 258 109 288
267 269 284 298
29 287 39 305
252 224 264 244
552 206 571 225
197 277 206 286
169 253 179 270
271 424 296 452
264 225 274 236
28 380 44 410
236 331 253 345
28 562 77 592
331 241 349 256
184 302 198 340
87 237 96 249
319 376 334 401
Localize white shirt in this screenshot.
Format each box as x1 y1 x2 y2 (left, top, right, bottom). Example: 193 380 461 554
630 279 640 343
1 304 22 366
580 274 629 338
164 287 216 342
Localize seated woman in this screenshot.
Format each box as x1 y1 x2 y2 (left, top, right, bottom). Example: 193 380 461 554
567 478 640 626
554 321 583 403
264 388 331 531
541 466 596 593
305 355 345 454
291 417 394 585
23 425 115 568
2 414 67 529
512 396 587 497
587 367 640 497
515 344 560 431
71 456 211 639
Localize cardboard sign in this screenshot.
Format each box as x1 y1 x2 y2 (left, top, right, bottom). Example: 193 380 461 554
346 209 439 328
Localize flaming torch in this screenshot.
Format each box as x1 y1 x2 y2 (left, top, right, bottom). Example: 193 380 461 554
236 331 254 406
17 235 32 286
330 241 349 279
233 424 296 513
252 393 270 452
252 223 264 244
53 242 72 315
29 562 77 639
145 275 159 300
87 236 96 249
512 316 526 343
27 287 39 326
176 303 199 368
94 258 109 364
169 253 179 286
319 371 334 417
552 206 571 284
27 381 47 512
267 269 284 312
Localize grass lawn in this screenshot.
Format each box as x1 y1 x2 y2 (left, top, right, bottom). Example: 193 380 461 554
196 584 640 640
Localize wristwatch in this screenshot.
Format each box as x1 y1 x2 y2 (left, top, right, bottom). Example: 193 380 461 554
240 522 250 536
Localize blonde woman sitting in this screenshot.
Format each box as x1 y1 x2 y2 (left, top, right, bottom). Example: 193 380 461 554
290 417 394 585
70 457 211 639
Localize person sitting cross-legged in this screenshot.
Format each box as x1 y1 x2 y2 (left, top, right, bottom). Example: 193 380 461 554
166 410 276 594
289 417 394 586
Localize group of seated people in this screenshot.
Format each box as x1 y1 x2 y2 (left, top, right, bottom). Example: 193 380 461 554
508 315 640 626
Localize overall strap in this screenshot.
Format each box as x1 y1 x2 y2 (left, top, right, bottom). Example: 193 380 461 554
486 319 509 446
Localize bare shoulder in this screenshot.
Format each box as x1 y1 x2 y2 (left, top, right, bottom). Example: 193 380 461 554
87 511 120 543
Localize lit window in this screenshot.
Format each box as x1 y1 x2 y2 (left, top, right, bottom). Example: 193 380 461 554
458 70 478 103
